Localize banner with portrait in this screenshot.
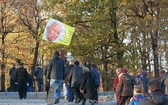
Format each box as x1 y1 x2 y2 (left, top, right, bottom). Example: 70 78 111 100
43 18 75 46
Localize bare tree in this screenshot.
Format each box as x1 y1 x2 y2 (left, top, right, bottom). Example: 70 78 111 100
0 0 18 91
18 1 46 77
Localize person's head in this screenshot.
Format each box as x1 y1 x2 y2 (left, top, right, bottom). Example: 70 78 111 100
120 68 128 74
74 60 80 66
86 59 91 65
36 64 39 67
134 85 142 94
160 69 166 76
19 63 24 67
116 68 122 75
137 69 142 75
69 61 74 65
141 70 148 77
83 67 89 73
46 21 62 41
12 64 15 68
148 79 161 92
54 51 60 57
91 64 96 69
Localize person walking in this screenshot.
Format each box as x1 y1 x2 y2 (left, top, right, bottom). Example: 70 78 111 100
90 64 100 103
139 70 150 96
85 59 91 71
44 64 50 98
135 69 142 85
116 68 134 105
68 60 85 104
34 64 43 92
47 51 65 104
64 61 74 102
15 63 28 99
80 67 95 105
139 79 168 105
113 68 122 105
9 64 16 92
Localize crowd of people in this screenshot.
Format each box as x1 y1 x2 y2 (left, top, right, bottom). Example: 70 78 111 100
9 50 168 105
44 51 100 105
113 68 168 105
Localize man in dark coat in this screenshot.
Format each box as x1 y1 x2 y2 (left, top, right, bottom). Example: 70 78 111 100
68 60 85 104
9 64 16 92
15 63 28 99
47 51 65 104
139 79 168 105
34 64 43 92
90 64 100 103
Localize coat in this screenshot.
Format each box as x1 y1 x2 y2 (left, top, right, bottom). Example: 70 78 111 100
68 65 83 87
34 67 43 79
129 93 144 105
116 73 134 97
90 68 100 87
80 72 95 100
47 55 65 80
64 64 74 84
10 67 16 80
139 91 168 105
15 66 28 92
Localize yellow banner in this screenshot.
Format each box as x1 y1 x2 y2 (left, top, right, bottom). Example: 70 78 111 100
43 18 75 46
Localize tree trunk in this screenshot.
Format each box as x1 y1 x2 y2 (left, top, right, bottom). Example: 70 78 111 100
151 30 159 78
31 41 39 77
0 36 6 91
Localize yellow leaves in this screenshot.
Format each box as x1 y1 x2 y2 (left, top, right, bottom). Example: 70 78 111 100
71 0 78 5
120 0 128 6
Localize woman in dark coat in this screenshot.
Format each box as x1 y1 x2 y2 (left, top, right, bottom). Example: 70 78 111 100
80 67 95 105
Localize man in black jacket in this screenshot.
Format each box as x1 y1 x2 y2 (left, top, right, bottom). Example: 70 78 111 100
68 60 85 104
34 64 43 92
47 51 65 104
15 63 28 99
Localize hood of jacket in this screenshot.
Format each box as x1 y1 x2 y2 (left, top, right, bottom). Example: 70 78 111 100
147 91 167 104
122 73 132 81
54 54 59 58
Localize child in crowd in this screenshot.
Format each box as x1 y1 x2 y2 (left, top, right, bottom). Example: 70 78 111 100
129 85 144 105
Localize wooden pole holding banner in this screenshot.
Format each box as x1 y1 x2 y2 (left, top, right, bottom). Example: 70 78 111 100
60 49 65 61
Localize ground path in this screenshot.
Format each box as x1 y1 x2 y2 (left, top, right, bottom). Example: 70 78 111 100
0 92 116 105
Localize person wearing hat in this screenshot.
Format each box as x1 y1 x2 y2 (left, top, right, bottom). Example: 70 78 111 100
15 63 28 99
116 68 135 105
138 70 150 96
47 51 65 104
